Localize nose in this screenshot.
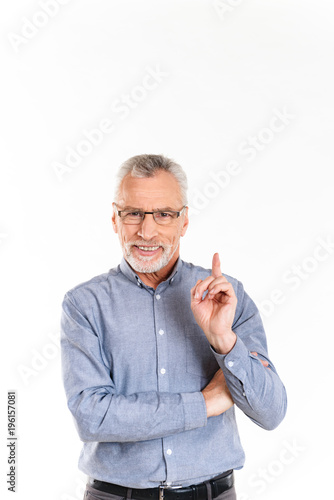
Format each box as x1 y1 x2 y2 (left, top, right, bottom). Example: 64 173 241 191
137 214 159 241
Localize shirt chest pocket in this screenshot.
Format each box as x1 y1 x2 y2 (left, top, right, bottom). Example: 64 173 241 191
185 324 219 379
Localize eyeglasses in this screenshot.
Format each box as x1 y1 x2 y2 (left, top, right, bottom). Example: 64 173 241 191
113 203 187 226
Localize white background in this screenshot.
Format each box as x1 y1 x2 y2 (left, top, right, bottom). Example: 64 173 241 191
1 1 333 499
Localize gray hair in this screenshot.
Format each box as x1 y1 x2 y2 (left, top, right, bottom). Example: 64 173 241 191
114 154 188 205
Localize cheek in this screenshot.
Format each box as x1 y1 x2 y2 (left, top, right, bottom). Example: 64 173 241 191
119 227 137 244
167 228 183 246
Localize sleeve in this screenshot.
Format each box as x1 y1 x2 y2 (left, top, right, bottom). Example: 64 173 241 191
60 292 207 443
213 281 287 430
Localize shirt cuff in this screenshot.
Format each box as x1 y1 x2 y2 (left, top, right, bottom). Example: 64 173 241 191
211 335 252 381
181 391 208 431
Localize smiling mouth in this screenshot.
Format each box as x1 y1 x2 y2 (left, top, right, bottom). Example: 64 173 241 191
136 245 160 251
133 245 162 256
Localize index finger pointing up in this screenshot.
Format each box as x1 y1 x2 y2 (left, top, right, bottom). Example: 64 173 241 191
212 252 223 278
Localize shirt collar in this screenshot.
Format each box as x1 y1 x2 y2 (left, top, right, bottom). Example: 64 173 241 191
119 257 182 289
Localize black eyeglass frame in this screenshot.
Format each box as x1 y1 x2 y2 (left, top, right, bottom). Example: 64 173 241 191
113 203 187 225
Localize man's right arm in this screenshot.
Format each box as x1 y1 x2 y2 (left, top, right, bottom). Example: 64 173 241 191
61 293 220 443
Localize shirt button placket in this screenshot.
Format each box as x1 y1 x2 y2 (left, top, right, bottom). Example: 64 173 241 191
154 291 168 392
163 436 177 484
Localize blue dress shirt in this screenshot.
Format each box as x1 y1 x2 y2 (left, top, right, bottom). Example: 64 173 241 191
61 257 287 489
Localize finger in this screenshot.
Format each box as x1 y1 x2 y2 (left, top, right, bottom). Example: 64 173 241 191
212 252 223 279
207 276 232 292
191 279 203 299
207 281 235 300
208 275 229 288
212 368 224 381
251 352 270 369
193 276 215 299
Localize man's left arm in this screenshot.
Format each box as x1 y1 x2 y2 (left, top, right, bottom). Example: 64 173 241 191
191 253 287 431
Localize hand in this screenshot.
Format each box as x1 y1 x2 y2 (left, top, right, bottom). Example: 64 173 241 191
191 253 237 354
202 369 234 417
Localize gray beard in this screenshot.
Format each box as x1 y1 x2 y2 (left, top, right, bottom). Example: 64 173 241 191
124 242 179 273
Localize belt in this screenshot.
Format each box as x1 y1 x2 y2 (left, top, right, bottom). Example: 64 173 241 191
88 471 234 500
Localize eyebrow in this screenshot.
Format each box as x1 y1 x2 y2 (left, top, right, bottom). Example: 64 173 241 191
120 206 177 212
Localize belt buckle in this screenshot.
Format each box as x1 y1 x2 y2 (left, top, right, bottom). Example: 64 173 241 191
159 484 183 500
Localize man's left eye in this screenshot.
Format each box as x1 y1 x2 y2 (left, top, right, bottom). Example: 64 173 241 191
157 212 171 218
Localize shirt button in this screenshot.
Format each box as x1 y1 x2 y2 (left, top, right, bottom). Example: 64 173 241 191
159 329 165 336
166 449 172 455
156 294 161 300
160 368 166 375
228 361 234 368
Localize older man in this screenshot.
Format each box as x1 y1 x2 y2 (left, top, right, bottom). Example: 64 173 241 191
61 154 287 500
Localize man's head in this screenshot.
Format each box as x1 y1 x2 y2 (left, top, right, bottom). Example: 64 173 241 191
112 154 189 277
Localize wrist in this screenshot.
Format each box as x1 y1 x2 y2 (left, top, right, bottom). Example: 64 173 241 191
210 330 237 355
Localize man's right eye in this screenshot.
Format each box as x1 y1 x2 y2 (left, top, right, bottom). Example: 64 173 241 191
126 212 142 217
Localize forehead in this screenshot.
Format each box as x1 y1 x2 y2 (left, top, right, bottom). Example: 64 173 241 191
118 171 182 208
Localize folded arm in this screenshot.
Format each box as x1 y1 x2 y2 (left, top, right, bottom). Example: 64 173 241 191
61 293 208 443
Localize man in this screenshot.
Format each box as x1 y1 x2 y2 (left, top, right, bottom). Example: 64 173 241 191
61 154 287 500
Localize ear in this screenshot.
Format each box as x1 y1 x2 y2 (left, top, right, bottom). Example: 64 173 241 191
111 206 118 234
180 207 189 237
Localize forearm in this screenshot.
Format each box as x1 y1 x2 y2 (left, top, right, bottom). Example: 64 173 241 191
214 336 287 430
67 388 207 443
61 294 208 444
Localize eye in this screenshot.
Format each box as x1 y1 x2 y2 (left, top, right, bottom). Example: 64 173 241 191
122 211 143 219
156 212 172 218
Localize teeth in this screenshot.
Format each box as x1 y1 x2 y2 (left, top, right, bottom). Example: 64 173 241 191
137 246 159 251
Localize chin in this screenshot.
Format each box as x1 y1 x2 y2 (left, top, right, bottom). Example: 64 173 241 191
126 253 171 274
